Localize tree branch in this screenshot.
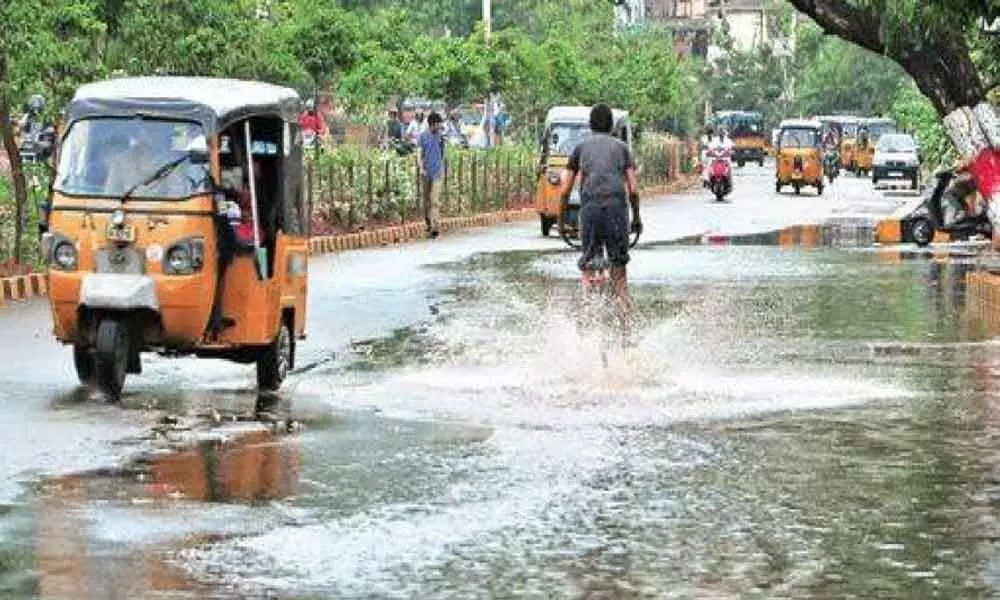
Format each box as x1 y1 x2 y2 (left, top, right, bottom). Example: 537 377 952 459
786 0 884 55
788 0 986 115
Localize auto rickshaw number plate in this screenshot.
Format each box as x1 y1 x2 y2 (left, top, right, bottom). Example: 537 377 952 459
106 225 136 243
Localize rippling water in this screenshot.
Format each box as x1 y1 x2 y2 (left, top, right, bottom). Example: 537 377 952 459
6 230 1000 599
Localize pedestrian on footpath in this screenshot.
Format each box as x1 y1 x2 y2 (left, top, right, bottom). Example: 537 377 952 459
417 111 446 238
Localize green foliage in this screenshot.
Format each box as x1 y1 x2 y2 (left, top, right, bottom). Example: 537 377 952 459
792 22 908 116
276 1 361 87
891 83 955 171
306 145 536 232
0 0 106 111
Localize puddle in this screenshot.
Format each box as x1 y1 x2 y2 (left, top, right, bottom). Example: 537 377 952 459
7 221 1000 598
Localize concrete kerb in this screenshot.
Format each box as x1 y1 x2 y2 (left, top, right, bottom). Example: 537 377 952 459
0 176 698 303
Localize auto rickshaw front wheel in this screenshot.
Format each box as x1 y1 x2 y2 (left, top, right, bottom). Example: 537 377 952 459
258 320 292 392
540 215 555 237
94 317 129 401
73 344 94 385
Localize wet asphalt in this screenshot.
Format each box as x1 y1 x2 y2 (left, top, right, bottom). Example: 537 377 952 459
4 164 999 598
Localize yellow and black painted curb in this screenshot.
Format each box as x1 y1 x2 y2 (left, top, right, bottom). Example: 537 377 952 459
874 218 950 245
307 207 537 255
0 273 48 305
0 177 699 304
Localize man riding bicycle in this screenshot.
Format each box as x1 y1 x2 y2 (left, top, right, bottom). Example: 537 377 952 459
557 104 642 307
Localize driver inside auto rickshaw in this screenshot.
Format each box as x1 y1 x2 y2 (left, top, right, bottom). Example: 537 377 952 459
556 104 642 307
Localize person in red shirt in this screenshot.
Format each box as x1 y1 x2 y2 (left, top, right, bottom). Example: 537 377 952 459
299 99 327 137
233 159 267 248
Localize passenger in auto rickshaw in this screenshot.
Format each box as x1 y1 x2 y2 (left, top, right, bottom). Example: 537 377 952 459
210 136 274 337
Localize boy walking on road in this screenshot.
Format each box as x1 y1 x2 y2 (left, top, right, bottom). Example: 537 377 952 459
417 112 445 238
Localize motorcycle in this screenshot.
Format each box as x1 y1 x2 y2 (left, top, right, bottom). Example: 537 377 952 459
706 147 733 202
823 148 840 183
922 164 992 247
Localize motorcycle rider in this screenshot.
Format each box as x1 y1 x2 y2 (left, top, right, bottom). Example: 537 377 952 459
700 126 714 186
707 130 734 173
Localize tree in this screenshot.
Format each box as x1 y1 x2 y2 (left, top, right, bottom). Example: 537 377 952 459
791 22 908 116
787 0 988 115
787 0 999 222
277 1 362 93
0 0 105 263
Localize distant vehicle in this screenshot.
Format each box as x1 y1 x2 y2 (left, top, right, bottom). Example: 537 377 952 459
872 133 920 189
710 110 766 167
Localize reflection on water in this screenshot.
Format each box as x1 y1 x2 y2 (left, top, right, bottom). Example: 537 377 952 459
11 224 1000 598
11 415 300 599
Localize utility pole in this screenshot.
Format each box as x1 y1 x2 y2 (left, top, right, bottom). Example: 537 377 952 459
483 0 494 148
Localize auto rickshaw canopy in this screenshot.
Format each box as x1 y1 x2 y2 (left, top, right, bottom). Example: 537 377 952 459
544 106 629 129
65 76 302 136
777 119 823 148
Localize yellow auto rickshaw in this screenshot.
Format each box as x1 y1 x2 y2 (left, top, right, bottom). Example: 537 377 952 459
833 115 860 171
775 118 824 195
44 76 310 399
851 117 897 177
534 105 634 238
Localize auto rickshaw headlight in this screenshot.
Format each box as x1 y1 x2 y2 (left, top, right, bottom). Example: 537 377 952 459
547 170 562 186
53 241 77 271
110 209 126 227
163 237 205 275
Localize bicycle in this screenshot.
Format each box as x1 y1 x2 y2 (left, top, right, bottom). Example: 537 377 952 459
559 206 642 368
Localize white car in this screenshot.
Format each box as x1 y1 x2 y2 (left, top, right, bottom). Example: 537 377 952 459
872 133 920 189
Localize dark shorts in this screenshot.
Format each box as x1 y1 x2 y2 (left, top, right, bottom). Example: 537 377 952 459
578 202 630 271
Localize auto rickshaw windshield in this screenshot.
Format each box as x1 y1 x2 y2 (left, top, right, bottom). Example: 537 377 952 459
779 128 820 148
732 116 761 136
54 117 211 200
548 123 590 155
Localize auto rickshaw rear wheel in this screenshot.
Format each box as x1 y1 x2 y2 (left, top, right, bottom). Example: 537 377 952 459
758 158 764 167
794 185 801 195
95 318 129 401
817 182 824 196
73 344 94 385
775 181 781 193
258 320 292 392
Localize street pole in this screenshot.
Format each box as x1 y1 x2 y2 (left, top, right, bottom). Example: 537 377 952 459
483 0 493 148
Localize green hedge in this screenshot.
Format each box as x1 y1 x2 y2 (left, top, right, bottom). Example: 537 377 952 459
305 140 687 234
0 165 49 271
0 140 690 265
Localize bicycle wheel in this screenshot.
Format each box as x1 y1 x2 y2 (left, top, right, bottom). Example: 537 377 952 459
559 204 582 249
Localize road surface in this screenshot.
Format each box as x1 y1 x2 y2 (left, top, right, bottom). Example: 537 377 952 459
2 163 996 599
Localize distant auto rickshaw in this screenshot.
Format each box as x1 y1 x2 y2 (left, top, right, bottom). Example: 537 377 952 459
775 119 824 195
831 115 861 172
534 105 635 240
851 117 897 177
44 76 310 400
713 110 766 167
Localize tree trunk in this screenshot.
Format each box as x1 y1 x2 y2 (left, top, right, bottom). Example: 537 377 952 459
0 92 28 266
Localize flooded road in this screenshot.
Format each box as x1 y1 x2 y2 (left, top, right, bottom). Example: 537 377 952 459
3 166 1000 598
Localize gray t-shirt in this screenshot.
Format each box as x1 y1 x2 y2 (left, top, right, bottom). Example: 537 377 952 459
567 133 635 207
